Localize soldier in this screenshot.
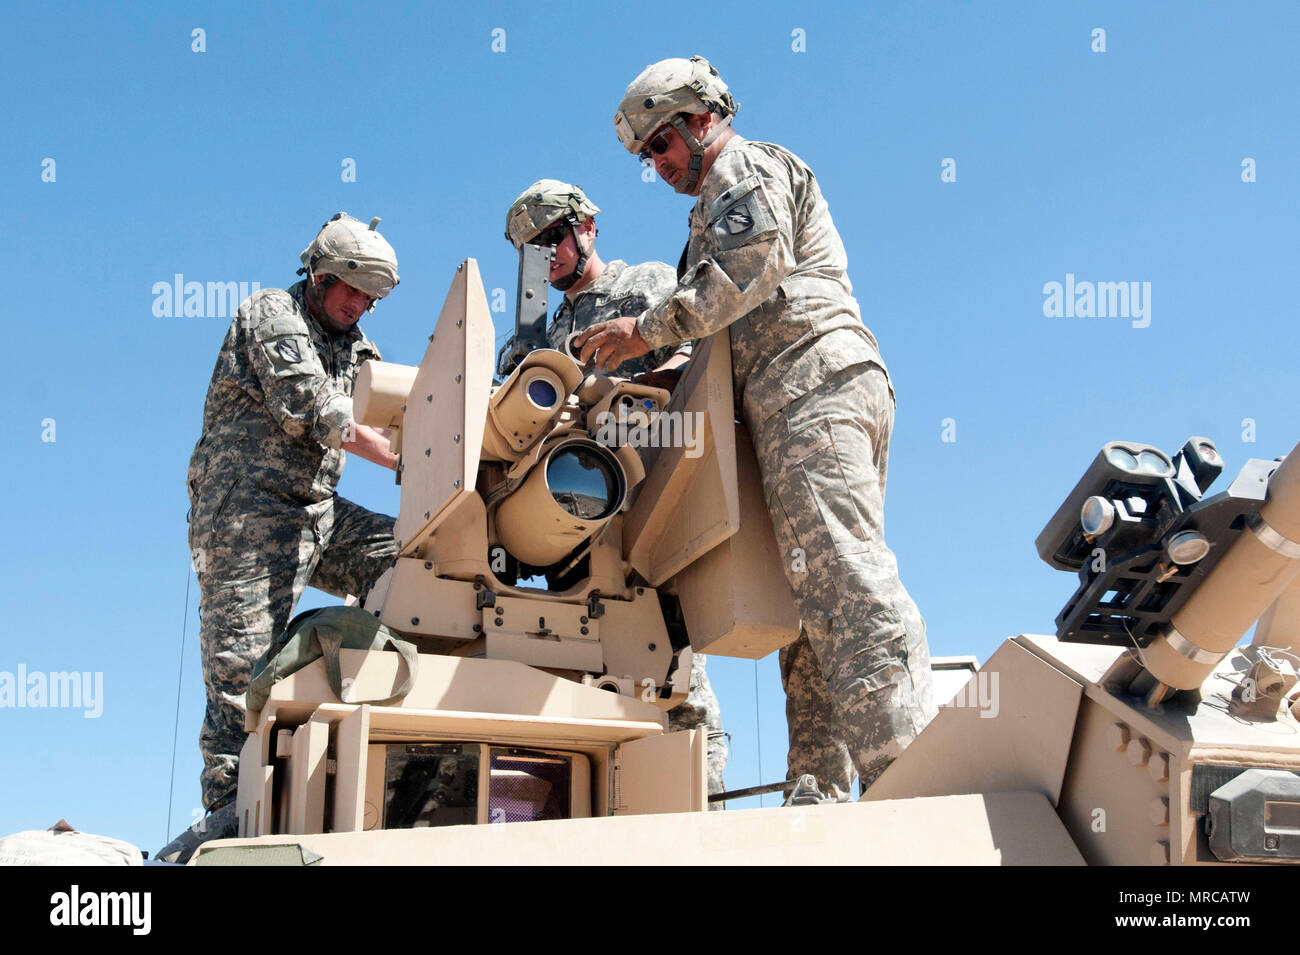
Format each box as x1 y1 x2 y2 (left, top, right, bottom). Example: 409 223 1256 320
504 180 728 800
165 213 401 858
576 57 938 797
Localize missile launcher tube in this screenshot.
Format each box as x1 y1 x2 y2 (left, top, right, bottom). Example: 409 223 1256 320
1144 443 1300 690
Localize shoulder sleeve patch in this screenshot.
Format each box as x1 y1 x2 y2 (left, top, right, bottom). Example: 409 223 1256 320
707 173 762 223
705 173 777 252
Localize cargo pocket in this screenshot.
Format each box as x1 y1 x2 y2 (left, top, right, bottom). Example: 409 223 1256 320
838 609 927 750
210 476 243 531
772 418 871 561
706 173 778 252
254 316 315 380
263 334 313 378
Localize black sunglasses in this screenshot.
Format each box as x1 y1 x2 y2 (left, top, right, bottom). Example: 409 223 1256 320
638 128 672 163
531 223 570 248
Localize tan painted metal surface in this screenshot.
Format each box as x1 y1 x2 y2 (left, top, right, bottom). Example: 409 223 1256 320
203 791 1084 866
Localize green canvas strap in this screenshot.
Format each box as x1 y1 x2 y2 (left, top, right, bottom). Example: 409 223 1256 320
312 623 417 707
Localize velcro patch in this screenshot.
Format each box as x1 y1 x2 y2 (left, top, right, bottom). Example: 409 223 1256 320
277 338 302 365
724 203 754 235
707 174 777 252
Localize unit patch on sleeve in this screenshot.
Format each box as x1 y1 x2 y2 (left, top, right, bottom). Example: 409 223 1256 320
276 338 303 365
708 174 777 251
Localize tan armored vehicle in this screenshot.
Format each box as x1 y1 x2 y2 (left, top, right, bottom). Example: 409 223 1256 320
190 260 1300 866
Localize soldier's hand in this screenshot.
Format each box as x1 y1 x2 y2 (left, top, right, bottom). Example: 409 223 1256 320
574 316 651 373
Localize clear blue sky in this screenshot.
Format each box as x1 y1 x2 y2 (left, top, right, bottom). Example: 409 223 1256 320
3 1 1297 853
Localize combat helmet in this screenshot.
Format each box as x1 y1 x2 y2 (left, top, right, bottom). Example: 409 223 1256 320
298 212 400 306
504 180 600 250
613 56 738 193
504 180 600 291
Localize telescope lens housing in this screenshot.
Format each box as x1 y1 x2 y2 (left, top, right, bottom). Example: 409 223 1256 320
494 438 628 567
547 445 622 520
527 377 559 410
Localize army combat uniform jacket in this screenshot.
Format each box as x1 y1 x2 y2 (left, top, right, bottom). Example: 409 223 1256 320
189 281 377 504
187 281 397 810
638 136 889 428
637 136 936 794
548 259 692 378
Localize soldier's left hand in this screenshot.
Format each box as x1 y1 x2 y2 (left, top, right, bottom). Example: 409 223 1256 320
574 316 651 372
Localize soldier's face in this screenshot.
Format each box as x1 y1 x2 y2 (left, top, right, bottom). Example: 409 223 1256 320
548 224 579 282
316 278 373 330
649 114 712 195
547 218 595 287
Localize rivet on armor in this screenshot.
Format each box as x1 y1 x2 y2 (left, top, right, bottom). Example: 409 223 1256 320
1149 840 1170 866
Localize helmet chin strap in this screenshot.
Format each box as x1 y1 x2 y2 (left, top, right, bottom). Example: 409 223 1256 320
549 219 591 292
667 113 732 193
303 274 350 333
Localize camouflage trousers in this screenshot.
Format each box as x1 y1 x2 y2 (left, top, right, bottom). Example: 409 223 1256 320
753 362 937 797
188 474 397 810
666 652 727 804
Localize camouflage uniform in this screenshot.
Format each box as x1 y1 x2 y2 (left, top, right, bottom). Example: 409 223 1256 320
638 136 938 795
187 280 397 810
553 260 726 797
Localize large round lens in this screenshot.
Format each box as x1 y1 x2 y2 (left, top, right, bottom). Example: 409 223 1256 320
1106 447 1138 471
1136 450 1170 476
546 446 620 520
526 377 559 409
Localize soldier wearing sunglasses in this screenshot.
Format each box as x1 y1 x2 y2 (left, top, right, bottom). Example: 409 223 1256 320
504 180 728 801
577 57 938 800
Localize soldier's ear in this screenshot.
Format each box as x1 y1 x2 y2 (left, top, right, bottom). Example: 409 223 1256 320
686 112 713 138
